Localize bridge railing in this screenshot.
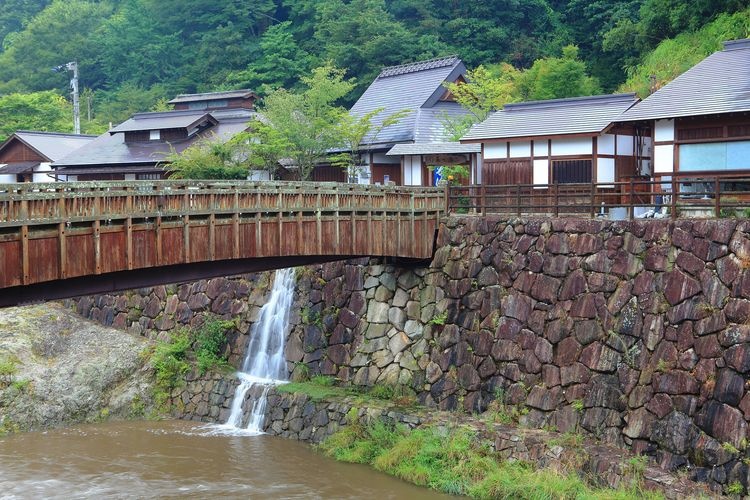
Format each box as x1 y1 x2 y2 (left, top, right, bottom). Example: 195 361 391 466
0 180 445 227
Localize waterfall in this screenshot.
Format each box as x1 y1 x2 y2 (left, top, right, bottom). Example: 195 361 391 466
212 268 294 435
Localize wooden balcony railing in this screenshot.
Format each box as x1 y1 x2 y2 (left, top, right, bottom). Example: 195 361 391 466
447 175 750 219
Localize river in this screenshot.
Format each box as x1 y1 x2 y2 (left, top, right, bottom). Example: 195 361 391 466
0 420 448 499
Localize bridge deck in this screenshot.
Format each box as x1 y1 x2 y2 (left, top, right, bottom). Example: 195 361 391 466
0 181 444 304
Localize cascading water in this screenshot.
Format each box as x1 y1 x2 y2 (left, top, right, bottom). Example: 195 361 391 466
213 267 295 435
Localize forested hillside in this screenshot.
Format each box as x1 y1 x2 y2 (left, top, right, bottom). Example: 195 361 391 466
0 0 747 137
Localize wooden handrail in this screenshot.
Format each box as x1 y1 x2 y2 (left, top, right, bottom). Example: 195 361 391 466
0 181 445 227
447 175 750 219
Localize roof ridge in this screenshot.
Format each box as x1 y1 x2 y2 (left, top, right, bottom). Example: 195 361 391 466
132 109 211 119
504 93 638 111
378 55 459 78
15 130 96 138
723 38 750 51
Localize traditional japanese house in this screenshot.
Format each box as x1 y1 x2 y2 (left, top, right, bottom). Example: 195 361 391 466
52 90 256 181
0 131 95 183
615 38 750 200
347 55 477 186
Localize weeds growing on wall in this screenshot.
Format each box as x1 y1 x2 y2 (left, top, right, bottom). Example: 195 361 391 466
319 420 664 500
148 315 235 409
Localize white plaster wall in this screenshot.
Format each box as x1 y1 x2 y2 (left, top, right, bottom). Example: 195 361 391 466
32 162 54 183
654 119 675 142
551 137 592 156
124 174 137 181
598 157 615 184
533 159 548 185
403 155 422 186
0 174 15 183
533 140 549 157
372 152 399 164
598 134 615 156
617 135 634 156
509 141 531 158
484 142 507 159
654 144 674 173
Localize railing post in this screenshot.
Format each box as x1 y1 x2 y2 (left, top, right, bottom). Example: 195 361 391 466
671 176 678 219
715 178 721 217
516 184 521 216
443 182 450 216
629 177 635 219
553 183 559 217
480 184 486 216
590 183 596 219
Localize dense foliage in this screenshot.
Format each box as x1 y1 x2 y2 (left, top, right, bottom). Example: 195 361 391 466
0 0 746 134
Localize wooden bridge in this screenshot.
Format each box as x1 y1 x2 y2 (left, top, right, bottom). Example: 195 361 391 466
0 181 444 306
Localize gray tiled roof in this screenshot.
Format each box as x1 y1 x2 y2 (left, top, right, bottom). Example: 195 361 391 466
618 39 750 122
386 142 480 156
349 56 470 147
0 161 39 174
109 110 217 133
168 89 256 104
54 109 254 167
461 93 639 141
12 131 95 161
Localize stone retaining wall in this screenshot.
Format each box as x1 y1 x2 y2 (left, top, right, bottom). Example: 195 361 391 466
288 216 750 491
72 216 750 491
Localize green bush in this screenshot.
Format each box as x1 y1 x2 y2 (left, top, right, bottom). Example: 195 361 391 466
320 422 664 499
151 329 192 406
195 317 234 375
0 355 18 386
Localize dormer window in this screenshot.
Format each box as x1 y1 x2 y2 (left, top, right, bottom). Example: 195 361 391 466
150 130 161 141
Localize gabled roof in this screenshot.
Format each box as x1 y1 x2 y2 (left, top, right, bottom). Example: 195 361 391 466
168 89 256 104
54 108 254 167
461 93 640 141
618 39 750 122
0 161 40 175
1 131 95 162
109 110 218 134
349 55 469 146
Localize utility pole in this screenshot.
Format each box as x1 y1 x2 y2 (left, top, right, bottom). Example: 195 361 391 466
53 61 80 134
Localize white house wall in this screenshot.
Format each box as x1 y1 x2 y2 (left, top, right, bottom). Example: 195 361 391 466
32 162 54 183
484 142 508 159
654 145 674 173
0 174 15 183
533 159 548 185
598 134 615 155
654 119 675 142
597 157 615 184
403 155 422 186
551 137 592 156
509 141 531 158
372 152 399 164
616 135 634 156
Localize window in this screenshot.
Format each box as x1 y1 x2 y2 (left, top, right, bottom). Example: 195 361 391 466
552 159 592 184
149 130 160 141
680 140 750 172
137 173 161 180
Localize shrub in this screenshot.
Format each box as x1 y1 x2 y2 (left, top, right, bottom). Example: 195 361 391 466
194 317 234 375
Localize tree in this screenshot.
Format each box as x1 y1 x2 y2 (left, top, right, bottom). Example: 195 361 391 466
0 91 71 141
0 0 114 93
247 64 354 181
330 107 410 181
224 21 315 95
162 134 250 180
516 45 601 101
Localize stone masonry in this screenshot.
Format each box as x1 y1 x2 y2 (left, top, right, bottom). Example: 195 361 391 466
72 216 750 492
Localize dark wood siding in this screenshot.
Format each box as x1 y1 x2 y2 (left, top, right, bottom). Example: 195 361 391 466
552 159 592 184
0 139 45 163
482 160 532 185
372 164 401 185
311 165 346 182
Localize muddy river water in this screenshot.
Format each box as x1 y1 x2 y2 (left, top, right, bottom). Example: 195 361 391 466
0 420 448 499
